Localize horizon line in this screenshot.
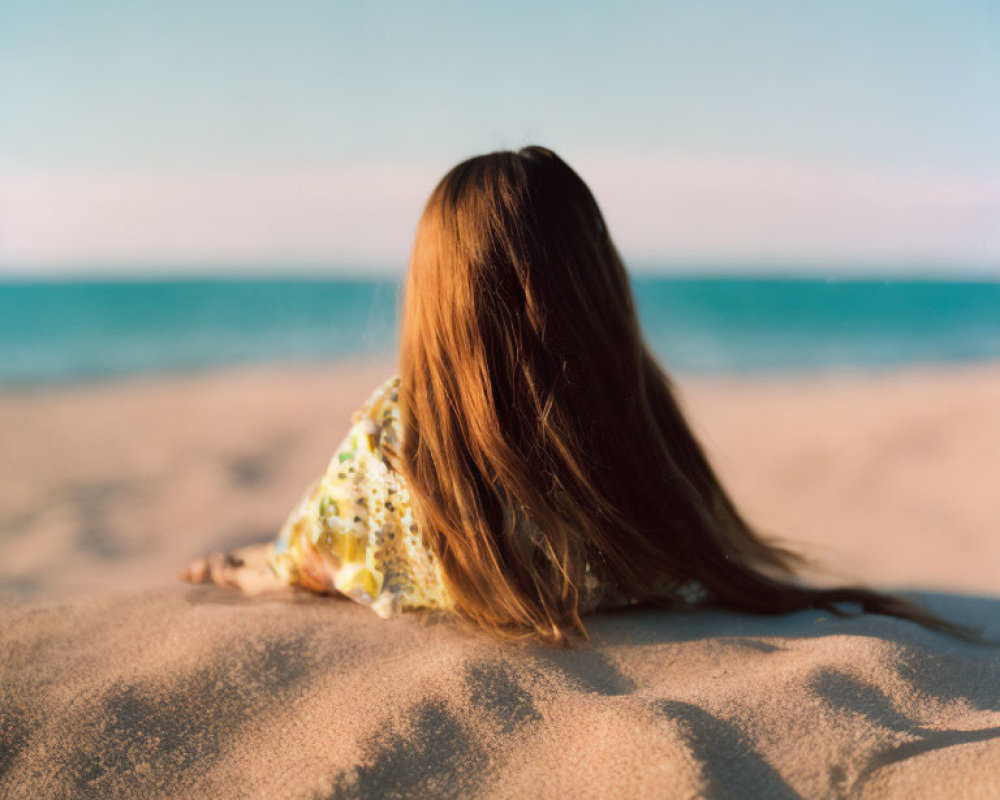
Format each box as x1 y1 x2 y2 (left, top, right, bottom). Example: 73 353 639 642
2 260 999 284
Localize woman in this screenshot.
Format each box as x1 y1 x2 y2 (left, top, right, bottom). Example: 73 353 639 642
182 146 968 646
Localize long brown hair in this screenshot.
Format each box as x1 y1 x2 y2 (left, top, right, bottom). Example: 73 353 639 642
399 145 972 647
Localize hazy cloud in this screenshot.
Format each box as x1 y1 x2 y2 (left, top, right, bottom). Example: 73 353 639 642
2 153 998 275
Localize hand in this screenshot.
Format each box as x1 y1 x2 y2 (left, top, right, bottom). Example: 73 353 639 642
179 544 288 596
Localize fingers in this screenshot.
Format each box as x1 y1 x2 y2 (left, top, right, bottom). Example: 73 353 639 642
179 557 210 583
231 567 289 597
228 543 270 570
180 547 287 597
178 552 239 587
208 551 241 588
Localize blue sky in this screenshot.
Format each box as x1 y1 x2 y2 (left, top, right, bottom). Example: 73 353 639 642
1 0 998 274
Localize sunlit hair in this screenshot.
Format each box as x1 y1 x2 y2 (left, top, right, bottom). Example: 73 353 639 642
399 145 972 647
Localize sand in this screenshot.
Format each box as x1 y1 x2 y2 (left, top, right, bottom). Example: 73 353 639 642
2 361 999 798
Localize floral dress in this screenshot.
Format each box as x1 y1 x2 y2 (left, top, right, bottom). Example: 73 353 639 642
268 376 707 618
268 377 452 618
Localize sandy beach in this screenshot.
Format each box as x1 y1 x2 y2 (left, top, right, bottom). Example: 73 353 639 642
2 361 999 798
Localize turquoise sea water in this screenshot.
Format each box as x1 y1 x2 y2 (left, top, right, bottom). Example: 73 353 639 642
1 276 998 384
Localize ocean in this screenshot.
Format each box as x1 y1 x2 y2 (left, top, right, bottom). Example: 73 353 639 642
1 276 998 384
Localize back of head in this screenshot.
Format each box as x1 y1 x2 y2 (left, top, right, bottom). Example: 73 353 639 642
398 146 970 646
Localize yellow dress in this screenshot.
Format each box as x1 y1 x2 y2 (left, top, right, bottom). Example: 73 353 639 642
268 377 453 618
269 376 707 618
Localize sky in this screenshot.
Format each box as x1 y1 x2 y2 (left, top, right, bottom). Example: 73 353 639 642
1 0 998 276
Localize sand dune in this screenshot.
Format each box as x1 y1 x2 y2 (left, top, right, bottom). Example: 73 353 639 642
2 362 999 798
